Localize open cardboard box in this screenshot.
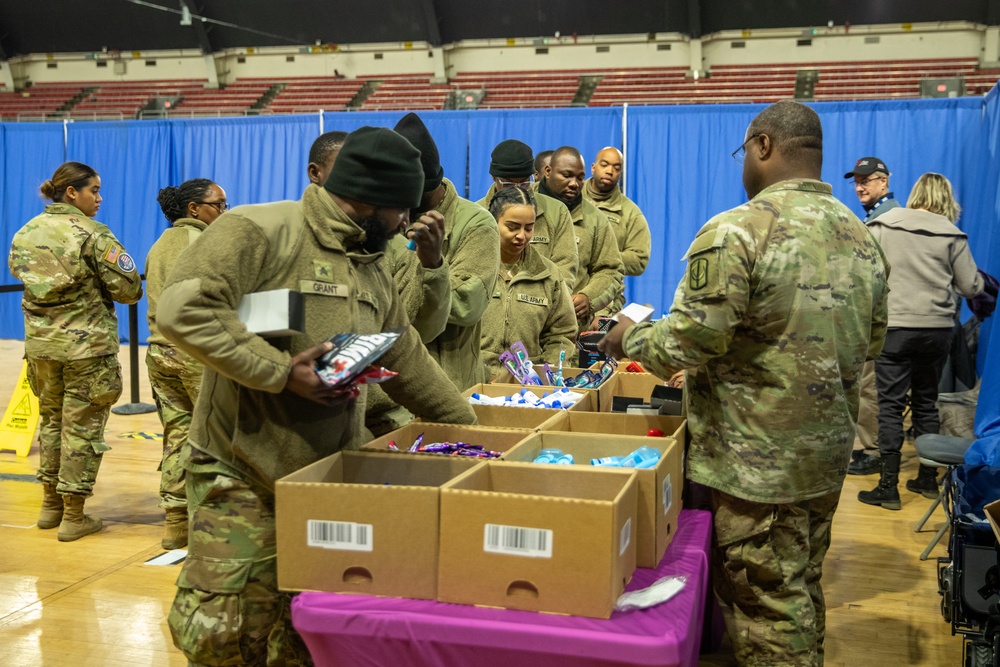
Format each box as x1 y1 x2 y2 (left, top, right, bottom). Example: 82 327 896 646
504 430 682 568
276 450 481 600
985 499 1000 545
488 369 612 413
600 372 680 413
362 422 532 458
438 461 637 619
463 382 597 413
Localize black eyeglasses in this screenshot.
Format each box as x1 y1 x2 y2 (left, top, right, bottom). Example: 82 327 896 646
195 200 229 212
731 134 761 164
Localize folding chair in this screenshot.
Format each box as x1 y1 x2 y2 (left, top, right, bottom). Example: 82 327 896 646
914 433 976 560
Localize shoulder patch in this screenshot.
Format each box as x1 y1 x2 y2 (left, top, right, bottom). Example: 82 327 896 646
116 252 136 273
104 245 121 264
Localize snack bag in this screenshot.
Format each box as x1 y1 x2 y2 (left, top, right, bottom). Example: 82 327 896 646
315 328 404 387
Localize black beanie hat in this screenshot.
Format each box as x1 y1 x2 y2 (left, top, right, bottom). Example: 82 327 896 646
393 113 443 192
325 126 424 209
489 139 534 178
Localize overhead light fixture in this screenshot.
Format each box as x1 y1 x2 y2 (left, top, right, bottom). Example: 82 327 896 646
180 2 192 25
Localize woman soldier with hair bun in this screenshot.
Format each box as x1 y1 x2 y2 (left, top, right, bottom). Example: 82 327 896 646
480 186 578 381
8 161 143 542
146 178 227 549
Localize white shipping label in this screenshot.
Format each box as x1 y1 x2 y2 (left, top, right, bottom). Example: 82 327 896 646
484 523 553 558
620 517 632 555
663 474 673 515
307 520 373 552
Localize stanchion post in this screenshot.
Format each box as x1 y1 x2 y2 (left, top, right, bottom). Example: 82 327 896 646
111 302 157 415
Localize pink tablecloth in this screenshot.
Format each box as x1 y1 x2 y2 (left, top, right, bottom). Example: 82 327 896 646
292 509 712 667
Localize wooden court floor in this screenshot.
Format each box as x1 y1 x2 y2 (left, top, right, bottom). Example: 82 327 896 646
0 340 966 666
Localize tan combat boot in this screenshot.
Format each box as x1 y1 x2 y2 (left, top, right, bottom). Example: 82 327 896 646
162 508 189 550
58 495 103 542
37 484 64 529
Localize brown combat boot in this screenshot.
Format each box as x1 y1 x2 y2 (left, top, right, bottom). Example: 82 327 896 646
58 495 103 542
37 484 64 529
162 508 189 550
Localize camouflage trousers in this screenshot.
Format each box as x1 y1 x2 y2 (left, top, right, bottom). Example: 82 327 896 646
710 488 841 667
168 453 312 667
854 360 879 453
26 354 122 497
146 345 202 511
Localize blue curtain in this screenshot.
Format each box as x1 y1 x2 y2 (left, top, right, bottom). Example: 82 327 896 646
171 115 321 208
322 110 472 198
1 96 996 346
467 107 624 203
1 123 66 341
971 86 1000 449
66 120 175 343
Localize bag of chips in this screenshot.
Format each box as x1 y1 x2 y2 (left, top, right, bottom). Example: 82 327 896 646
314 328 404 388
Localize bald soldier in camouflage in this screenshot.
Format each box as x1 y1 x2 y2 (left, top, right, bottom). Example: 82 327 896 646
538 146 624 331
583 146 652 317
8 161 142 542
601 102 889 667
306 129 452 437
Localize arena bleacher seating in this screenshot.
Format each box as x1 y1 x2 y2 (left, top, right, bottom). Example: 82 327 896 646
0 58 996 121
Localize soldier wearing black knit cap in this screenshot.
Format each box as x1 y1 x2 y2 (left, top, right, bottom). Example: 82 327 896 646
156 125 476 665
477 139 578 287
393 112 501 391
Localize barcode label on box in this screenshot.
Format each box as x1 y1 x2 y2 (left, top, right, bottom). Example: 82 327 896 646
620 517 632 555
307 520 373 552
484 523 553 558
663 474 673 515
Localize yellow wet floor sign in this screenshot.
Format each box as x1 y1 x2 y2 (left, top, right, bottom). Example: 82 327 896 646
0 362 39 457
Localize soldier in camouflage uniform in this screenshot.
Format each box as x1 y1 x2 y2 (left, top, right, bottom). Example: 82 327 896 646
480 187 577 380
306 129 452 437
538 146 624 332
157 127 476 666
601 102 889 667
583 146 652 318
145 178 227 550
8 161 143 542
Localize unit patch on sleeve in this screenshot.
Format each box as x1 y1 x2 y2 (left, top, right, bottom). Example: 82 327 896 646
116 252 136 273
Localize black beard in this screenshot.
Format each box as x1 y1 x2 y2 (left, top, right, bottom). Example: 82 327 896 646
356 215 394 254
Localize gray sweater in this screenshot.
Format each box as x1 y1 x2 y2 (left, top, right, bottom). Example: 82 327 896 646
867 207 984 329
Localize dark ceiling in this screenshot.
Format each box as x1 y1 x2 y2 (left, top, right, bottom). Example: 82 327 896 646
0 0 995 57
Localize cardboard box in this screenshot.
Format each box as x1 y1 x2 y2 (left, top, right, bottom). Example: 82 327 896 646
276 450 481 600
237 288 303 337
985 499 1000 544
538 411 686 443
362 422 532 458
503 430 682 569
438 461 638 618
463 383 596 413
600 372 672 413
468 403 565 430
488 370 611 413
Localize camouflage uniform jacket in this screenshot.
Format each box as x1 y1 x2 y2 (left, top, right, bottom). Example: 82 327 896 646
583 180 651 277
479 184 578 286
8 203 142 360
480 245 578 381
145 217 207 372
567 198 625 323
623 179 890 503
155 184 476 490
425 178 501 391
365 233 452 424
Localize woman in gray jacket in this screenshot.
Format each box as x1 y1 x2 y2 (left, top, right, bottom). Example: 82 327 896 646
858 173 988 510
